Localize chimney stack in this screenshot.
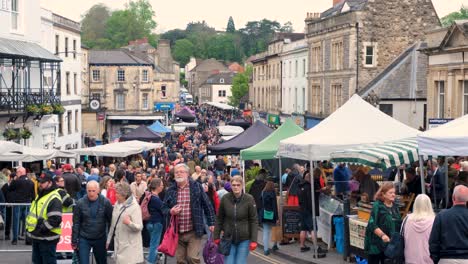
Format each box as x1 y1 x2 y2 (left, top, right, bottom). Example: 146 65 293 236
333 0 343 6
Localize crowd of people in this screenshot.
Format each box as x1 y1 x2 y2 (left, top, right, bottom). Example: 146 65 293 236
0 104 467 264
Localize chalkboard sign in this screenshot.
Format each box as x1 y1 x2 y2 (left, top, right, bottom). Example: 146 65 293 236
282 206 302 238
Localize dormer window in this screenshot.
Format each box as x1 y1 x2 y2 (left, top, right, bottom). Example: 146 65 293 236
220 78 224 84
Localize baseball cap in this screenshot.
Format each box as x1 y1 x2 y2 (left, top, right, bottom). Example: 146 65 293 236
62 164 73 171
38 172 54 183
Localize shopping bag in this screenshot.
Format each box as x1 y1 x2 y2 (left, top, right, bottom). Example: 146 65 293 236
203 236 224 264
158 215 179 257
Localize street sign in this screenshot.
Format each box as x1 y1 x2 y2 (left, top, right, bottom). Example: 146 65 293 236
57 213 73 252
154 102 175 111
428 118 453 130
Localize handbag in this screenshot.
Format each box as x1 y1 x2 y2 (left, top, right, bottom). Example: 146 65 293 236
203 235 224 264
158 215 179 257
261 192 274 220
384 216 408 259
217 235 232 256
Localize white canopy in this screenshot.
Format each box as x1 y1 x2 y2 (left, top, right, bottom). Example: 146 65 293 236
217 125 244 136
277 94 420 160
172 122 198 128
221 135 236 141
0 146 76 162
205 102 237 110
0 140 24 153
418 114 468 156
72 140 163 157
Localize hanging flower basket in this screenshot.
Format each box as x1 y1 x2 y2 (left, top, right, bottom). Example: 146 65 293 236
26 104 41 115
3 128 19 141
41 104 54 115
52 104 65 115
20 127 32 139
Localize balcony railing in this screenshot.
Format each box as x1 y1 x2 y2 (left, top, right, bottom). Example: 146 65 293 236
0 88 60 113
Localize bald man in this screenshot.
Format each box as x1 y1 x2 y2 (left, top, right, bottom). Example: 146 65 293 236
8 167 35 245
429 185 468 264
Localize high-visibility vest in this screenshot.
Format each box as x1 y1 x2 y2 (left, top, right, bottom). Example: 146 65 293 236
62 192 73 213
26 189 62 240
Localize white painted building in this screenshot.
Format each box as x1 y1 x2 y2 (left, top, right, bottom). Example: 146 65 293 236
0 1 62 151
280 39 308 115
199 72 235 104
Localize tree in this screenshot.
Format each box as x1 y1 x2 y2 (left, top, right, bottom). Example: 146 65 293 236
280 21 294 33
180 72 188 87
441 6 468 27
226 16 236 33
81 4 111 48
105 0 157 48
173 39 194 66
239 19 282 57
229 66 252 107
161 29 187 47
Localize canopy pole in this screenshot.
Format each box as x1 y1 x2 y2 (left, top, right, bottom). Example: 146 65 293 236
444 157 449 209
242 159 246 193
310 160 318 258
418 155 426 195
278 157 283 229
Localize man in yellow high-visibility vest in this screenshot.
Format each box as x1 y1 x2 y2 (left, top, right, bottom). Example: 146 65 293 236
26 172 62 264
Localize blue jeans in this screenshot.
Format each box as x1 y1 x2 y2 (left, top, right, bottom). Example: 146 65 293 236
225 240 250 264
13 205 29 241
32 239 57 264
78 236 107 264
263 223 272 252
146 222 163 264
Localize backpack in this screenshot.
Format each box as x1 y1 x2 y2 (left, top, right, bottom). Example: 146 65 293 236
140 191 152 221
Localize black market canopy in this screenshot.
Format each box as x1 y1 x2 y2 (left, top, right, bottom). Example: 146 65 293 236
175 108 196 122
120 125 162 142
227 118 251 130
207 120 273 155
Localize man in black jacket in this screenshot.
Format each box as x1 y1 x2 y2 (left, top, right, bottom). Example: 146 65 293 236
429 185 468 263
8 167 35 245
72 181 113 264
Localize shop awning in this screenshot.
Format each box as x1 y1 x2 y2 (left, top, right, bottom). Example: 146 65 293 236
0 37 61 62
72 140 163 157
330 138 418 169
0 147 76 162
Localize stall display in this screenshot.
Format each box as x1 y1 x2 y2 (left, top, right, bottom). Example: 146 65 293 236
317 194 343 249
282 206 302 239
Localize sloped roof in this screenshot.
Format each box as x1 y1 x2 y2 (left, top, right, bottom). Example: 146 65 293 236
120 125 162 142
360 43 427 99
228 62 244 73
89 49 152 65
0 37 61 62
190 58 228 73
203 72 235 85
321 0 368 19
270 33 305 43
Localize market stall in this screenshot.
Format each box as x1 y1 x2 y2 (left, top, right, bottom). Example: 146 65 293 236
204 102 237 110
148 121 172 134
277 94 420 257
175 108 196 122
217 125 244 136
72 140 163 157
120 125 162 142
0 146 76 162
0 140 24 153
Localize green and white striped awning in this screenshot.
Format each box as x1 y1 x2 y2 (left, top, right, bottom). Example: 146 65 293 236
330 138 419 169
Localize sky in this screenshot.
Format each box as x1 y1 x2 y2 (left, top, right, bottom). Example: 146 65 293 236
41 0 468 33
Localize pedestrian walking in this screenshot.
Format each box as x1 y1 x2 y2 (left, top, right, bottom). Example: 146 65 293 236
162 163 216 264
429 185 468 264
72 181 113 264
25 172 62 264
107 182 144 264
364 182 401 264
146 178 165 264
214 175 258 264
403 194 435 264
260 179 278 255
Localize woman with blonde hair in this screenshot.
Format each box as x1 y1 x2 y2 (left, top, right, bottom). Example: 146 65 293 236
403 194 435 264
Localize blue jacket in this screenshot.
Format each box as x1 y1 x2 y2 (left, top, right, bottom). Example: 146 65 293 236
162 179 215 237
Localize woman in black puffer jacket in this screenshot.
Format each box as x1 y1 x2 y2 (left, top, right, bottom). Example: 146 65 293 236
259 180 279 255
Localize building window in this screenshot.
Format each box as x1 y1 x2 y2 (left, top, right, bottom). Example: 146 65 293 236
142 93 148 110
67 111 72 135
116 93 125 110
436 81 445 118
91 93 101 100
66 72 70 95
379 104 393 117
92 70 100 82
463 80 468 115
365 46 375 66
65 37 68 57
161 85 167 98
295 60 298 77
55 35 59 55
73 39 76 59
289 61 292 78
272 65 275 79
11 0 20 31
58 114 64 136
253 68 256 81
142 69 149 82
1 0 8 10
311 84 321 114
312 45 322 72
73 73 78 95
330 84 342 112
220 78 224 84
303 59 306 77
218 90 226 97
331 41 343 70
75 110 79 132
302 87 306 112
117 69 125 82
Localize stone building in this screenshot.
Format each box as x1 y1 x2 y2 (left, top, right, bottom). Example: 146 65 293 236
199 72 235 104
251 33 305 117
421 21 468 123
305 0 440 118
187 58 229 102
